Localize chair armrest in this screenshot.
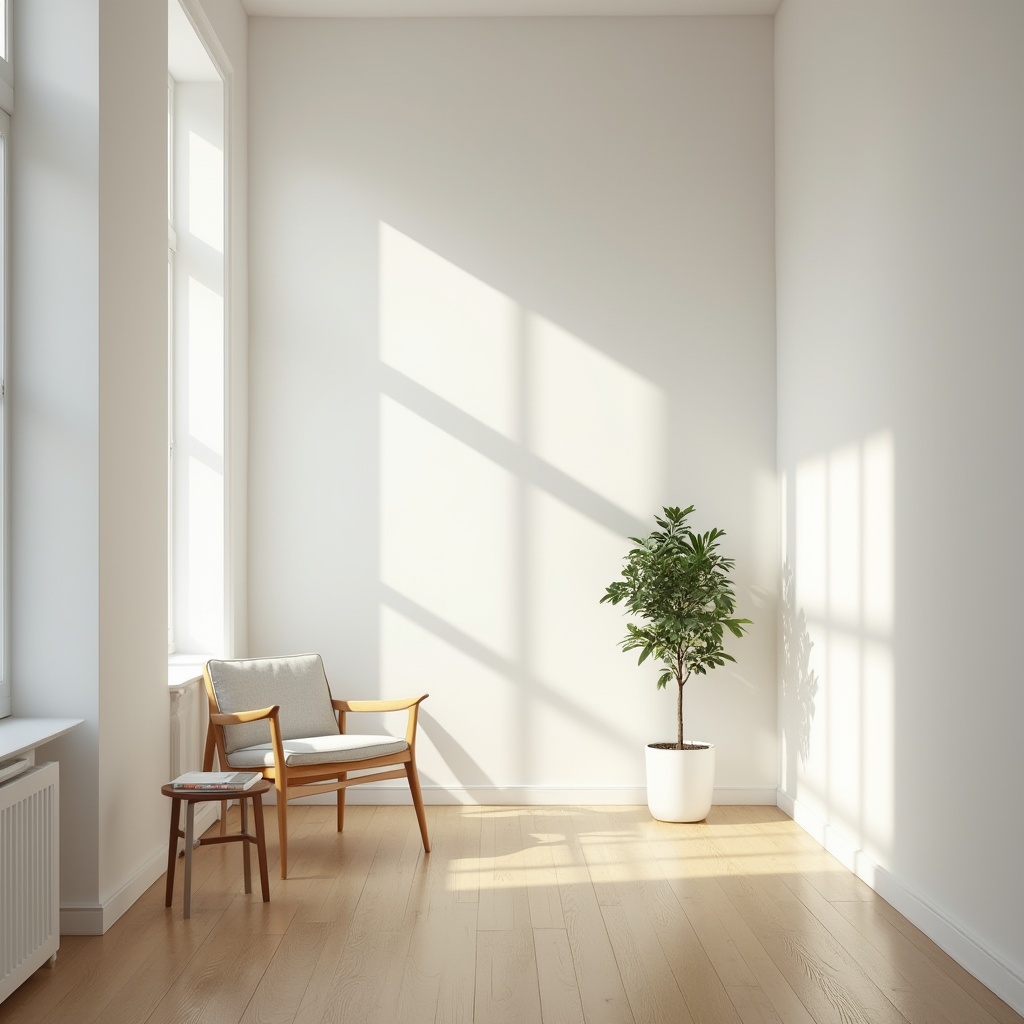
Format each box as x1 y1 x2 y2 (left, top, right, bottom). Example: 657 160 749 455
332 695 428 715
209 704 286 773
205 705 282 772
332 695 428 747
210 704 280 726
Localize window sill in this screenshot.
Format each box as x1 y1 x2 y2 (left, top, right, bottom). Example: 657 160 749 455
0 718 83 761
168 654 210 692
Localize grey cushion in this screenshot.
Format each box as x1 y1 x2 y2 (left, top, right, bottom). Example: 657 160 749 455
207 655 342 754
225 734 409 768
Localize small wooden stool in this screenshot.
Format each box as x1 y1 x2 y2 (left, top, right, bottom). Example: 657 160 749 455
162 779 272 918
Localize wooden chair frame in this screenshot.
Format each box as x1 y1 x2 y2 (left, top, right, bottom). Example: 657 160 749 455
202 666 430 879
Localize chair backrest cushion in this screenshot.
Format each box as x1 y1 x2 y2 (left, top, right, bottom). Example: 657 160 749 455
206 654 341 754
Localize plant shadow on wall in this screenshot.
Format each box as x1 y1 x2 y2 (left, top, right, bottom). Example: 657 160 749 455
779 561 818 790
374 222 683 794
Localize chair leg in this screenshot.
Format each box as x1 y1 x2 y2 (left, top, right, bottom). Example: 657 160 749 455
276 779 289 879
405 761 430 853
252 793 271 902
337 772 347 833
165 797 181 908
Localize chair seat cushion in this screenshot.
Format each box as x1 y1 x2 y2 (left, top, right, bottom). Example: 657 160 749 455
225 734 409 768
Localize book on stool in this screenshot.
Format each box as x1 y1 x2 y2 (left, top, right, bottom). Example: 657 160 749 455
169 771 261 791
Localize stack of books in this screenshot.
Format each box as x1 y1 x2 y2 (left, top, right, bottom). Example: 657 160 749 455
169 771 262 792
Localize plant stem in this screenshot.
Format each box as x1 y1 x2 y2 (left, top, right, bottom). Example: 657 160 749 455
677 678 684 749
677 650 685 749
675 655 692 750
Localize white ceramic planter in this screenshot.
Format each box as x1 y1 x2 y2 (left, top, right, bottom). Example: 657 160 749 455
645 742 715 822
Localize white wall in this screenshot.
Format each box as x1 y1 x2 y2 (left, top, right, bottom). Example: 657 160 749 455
10 0 248 934
96 0 172 915
12 0 103 908
12 0 169 928
248 16 778 801
776 0 1024 1009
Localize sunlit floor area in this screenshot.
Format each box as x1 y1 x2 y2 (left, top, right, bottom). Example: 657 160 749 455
4 804 1021 1024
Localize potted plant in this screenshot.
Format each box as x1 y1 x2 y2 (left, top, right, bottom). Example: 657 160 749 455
601 505 750 822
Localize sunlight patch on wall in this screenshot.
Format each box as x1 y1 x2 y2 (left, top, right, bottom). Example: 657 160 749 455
828 445 860 626
379 223 519 438
862 640 894 854
187 130 223 254
862 432 895 634
527 314 665 521
827 628 861 823
376 223 671 781
380 397 518 661
788 430 895 861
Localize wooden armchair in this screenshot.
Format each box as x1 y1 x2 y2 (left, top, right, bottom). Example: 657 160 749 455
202 654 430 878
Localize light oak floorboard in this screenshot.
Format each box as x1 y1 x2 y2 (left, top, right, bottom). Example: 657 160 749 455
2 805 1021 1024
646 813 818 1024
870 900 1024 1024
533 927 585 1024
726 983 786 1024
704 813 909 1024
519 811 566 931
474 929 543 1024
238 922 333 1024
552 811 636 1024
576 807 740 1024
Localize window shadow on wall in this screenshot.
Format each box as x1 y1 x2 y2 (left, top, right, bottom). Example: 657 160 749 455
780 432 895 867
375 222 669 795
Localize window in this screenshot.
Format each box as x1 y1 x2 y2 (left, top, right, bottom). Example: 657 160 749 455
167 0 228 661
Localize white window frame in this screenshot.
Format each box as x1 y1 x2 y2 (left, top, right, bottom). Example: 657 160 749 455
0 0 11 112
0 47 11 716
168 73 176 653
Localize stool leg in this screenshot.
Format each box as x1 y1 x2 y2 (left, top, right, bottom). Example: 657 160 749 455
252 794 270 902
165 797 181 908
240 796 252 895
183 802 196 920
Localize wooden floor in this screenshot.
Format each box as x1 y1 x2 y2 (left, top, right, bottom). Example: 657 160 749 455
2 803 1021 1024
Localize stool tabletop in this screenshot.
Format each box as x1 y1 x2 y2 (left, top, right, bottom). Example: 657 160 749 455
162 779 272 801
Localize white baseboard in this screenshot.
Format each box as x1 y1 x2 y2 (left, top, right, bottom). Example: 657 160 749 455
60 802 220 936
278 784 778 806
713 787 778 805
777 789 1024 1017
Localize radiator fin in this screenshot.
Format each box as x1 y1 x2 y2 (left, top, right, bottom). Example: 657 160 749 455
0 763 59 1003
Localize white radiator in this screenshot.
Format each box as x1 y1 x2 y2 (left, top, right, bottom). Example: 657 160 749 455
169 673 219 835
0 761 59 1003
169 674 208 779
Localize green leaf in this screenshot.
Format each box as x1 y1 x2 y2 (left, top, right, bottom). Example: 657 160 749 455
601 505 751 722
